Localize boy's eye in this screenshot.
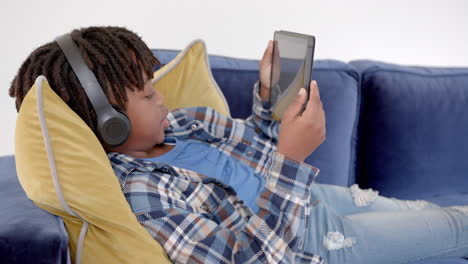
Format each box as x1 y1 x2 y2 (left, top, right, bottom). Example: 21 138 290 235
145 93 154 99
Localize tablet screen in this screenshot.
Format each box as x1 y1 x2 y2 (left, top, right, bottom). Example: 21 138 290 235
270 31 315 113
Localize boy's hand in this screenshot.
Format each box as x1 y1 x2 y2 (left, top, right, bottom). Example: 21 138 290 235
259 40 280 102
277 81 326 162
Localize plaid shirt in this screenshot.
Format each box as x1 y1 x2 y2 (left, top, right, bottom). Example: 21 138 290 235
108 84 324 264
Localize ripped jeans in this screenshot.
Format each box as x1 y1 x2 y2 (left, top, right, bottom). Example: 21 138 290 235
304 184 468 264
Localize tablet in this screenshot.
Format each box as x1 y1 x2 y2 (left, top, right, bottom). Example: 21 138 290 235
270 30 315 120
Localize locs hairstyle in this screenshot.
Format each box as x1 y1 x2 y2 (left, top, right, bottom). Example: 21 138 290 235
9 26 160 131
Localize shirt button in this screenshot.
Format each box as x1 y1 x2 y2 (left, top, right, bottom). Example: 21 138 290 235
246 151 253 157
191 124 198 131
201 204 209 211
161 166 169 173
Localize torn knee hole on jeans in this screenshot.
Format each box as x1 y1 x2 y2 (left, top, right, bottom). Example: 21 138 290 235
403 200 433 210
323 232 355 251
450 206 468 215
350 184 379 207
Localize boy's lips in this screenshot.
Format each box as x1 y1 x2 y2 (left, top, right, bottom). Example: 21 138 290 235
163 118 170 128
162 109 170 128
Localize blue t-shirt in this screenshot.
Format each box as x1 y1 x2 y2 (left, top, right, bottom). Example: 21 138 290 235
143 137 265 212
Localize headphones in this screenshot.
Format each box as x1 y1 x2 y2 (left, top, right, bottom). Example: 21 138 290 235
55 34 131 147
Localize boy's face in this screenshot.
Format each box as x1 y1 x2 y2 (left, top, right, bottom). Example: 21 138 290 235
107 73 170 156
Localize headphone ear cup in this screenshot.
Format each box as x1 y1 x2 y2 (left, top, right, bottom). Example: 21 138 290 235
97 105 131 147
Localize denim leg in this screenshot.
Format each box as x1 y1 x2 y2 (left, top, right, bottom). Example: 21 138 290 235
311 183 440 216
303 198 362 263
344 207 468 263
304 200 468 264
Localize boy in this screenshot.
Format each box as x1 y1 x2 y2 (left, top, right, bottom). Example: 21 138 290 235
10 26 468 264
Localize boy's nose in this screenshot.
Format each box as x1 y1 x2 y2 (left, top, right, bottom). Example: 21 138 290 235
156 90 164 103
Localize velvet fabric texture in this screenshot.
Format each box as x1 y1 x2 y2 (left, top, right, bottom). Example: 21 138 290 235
352 60 468 206
0 155 69 264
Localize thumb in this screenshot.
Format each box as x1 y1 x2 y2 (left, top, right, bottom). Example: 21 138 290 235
283 88 307 120
261 40 273 65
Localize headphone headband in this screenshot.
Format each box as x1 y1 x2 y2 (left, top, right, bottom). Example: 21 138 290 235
55 34 111 115
55 33 131 147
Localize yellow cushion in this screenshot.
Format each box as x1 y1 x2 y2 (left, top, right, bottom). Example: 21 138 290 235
153 40 231 117
15 76 171 263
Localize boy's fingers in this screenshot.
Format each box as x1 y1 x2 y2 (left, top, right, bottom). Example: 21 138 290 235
262 40 273 63
303 81 323 118
310 80 319 99
283 88 307 120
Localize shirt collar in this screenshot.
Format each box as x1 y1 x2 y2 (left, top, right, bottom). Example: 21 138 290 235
108 151 179 176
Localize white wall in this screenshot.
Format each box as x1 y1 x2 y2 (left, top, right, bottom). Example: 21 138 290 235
1 0 467 156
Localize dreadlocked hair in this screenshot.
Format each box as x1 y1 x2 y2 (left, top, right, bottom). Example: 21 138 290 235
9 26 160 131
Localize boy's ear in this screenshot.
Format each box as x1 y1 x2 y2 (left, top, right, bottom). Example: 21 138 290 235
152 40 230 117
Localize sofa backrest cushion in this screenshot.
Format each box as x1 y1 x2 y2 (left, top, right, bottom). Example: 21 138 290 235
352 60 468 199
306 60 360 186
154 49 361 187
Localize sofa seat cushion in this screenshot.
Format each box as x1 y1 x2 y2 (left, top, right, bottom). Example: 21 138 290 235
0 155 69 264
351 60 468 200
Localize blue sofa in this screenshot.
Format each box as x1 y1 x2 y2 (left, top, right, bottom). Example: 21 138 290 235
1 49 467 263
